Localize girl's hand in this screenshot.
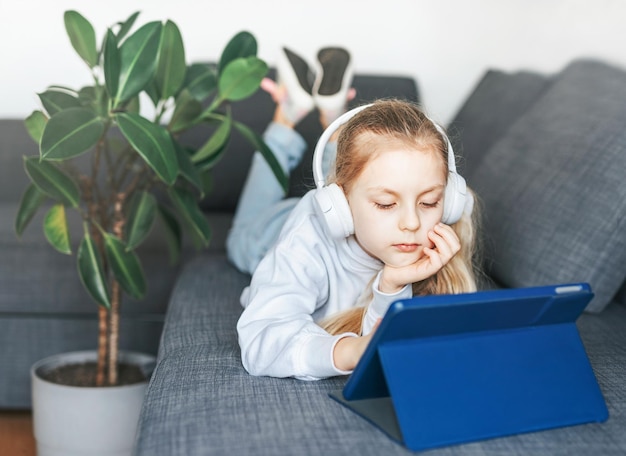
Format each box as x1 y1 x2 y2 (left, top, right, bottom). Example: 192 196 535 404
333 319 381 371
379 223 461 293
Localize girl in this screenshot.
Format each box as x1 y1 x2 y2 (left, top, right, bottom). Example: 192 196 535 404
229 97 479 381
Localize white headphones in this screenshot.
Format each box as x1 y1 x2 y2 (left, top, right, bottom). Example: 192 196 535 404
312 103 472 239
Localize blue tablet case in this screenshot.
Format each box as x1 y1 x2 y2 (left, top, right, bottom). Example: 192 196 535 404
329 283 608 451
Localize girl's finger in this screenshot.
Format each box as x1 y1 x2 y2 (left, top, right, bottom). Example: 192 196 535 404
429 229 453 260
420 247 444 272
433 224 461 255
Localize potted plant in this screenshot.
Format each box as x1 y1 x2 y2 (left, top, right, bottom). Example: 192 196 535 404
16 10 286 456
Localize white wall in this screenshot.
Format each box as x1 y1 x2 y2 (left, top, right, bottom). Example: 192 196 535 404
2 0 626 123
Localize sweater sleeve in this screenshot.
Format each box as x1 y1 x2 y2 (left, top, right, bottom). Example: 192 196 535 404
361 271 412 336
237 236 353 381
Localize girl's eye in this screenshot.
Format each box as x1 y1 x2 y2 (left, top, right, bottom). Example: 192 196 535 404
374 202 395 210
420 201 440 208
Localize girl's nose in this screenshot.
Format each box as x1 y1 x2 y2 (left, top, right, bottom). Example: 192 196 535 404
399 208 420 231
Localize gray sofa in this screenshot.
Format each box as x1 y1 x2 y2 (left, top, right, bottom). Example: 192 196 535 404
133 59 626 455
1 57 624 454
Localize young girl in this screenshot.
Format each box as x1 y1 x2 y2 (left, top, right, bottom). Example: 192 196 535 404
229 92 479 381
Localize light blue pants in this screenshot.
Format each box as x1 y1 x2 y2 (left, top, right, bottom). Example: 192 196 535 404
226 122 336 274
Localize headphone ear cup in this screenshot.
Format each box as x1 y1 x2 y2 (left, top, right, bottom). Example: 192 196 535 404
442 172 468 225
313 183 354 239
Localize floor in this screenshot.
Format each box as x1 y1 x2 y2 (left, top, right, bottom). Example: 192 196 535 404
0 410 35 456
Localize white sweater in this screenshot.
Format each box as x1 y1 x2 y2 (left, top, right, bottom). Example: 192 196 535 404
237 190 412 380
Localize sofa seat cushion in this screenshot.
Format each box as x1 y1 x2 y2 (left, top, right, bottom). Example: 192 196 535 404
468 59 626 312
135 253 626 455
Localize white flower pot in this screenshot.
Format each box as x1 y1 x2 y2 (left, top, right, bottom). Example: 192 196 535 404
31 350 155 456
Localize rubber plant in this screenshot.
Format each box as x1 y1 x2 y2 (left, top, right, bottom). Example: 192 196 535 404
15 10 287 386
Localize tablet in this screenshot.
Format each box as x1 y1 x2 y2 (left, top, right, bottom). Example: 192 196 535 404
329 283 607 450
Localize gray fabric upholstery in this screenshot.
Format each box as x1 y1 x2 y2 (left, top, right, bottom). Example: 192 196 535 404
0 119 38 202
134 254 626 456
467 60 626 313
448 69 552 180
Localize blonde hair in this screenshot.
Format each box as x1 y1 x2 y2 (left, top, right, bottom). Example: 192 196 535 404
320 99 481 336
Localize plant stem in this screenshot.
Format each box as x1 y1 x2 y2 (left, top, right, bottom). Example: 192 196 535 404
93 220 109 387
107 193 126 385
97 306 108 386
108 280 120 385
205 96 224 114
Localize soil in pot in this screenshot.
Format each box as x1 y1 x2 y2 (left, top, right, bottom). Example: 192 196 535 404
39 362 147 387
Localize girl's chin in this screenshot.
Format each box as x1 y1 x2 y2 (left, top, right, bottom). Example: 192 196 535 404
384 253 423 269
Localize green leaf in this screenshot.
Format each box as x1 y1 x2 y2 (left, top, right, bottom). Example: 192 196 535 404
64 11 98 68
192 113 232 163
173 139 203 193
116 112 179 184
103 29 120 98
77 227 111 308
234 121 288 193
126 96 141 114
218 31 257 72
155 20 186 100
199 169 213 196
168 187 210 246
23 156 81 207
115 21 162 105
168 89 202 133
194 142 227 172
103 233 146 299
43 204 71 254
78 86 109 118
116 11 140 42
15 184 47 237
218 57 267 101
184 63 217 101
125 191 157 250
24 111 48 144
144 80 161 107
38 89 81 116
40 107 104 160
157 205 181 265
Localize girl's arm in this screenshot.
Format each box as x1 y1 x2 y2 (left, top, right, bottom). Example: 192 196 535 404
361 272 412 335
237 241 355 381
333 331 374 371
334 273 411 371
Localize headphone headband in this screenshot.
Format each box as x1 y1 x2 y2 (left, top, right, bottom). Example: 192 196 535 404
313 104 373 188
312 103 456 188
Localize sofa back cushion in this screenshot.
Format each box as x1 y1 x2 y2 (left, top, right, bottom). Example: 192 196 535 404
467 59 626 312
0 119 39 203
448 69 552 180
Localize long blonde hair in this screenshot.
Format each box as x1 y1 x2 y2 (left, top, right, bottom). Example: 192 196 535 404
320 99 481 335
